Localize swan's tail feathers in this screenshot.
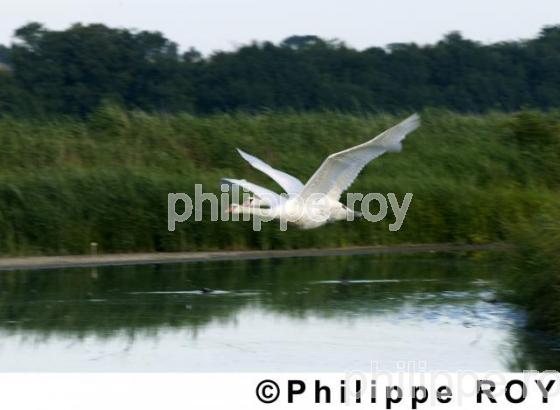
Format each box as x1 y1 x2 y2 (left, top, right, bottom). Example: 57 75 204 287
347 208 363 219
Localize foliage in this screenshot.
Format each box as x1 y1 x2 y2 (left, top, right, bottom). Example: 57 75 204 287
2 23 560 115
0 108 557 256
505 111 560 186
506 210 560 333
7 23 193 116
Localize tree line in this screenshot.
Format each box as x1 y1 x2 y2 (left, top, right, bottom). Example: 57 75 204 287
0 22 560 116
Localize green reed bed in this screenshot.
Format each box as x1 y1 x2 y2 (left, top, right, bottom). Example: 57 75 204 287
0 106 557 256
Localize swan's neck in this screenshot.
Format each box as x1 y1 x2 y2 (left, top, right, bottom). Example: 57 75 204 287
234 205 279 219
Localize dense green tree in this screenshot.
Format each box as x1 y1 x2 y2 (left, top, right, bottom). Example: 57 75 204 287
1 22 560 116
0 45 10 65
8 23 194 115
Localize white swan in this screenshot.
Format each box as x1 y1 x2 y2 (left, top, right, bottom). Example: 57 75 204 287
223 114 420 229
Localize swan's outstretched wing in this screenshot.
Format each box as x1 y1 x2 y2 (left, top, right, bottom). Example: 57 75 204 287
298 114 420 202
221 178 286 208
237 149 304 195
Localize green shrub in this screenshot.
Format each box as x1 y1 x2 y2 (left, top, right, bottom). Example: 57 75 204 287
0 109 557 255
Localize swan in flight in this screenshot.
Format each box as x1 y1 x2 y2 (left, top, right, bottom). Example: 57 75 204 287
224 114 420 229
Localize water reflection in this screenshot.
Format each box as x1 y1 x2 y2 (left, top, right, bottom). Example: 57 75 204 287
0 252 557 371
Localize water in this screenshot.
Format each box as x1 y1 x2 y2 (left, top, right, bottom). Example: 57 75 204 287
0 252 557 372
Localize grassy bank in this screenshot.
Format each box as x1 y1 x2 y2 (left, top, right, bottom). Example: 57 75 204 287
0 107 558 255
506 211 560 333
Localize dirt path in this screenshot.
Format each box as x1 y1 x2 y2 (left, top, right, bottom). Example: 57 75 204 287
0 243 511 271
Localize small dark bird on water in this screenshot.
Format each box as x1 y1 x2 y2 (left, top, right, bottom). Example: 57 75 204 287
201 287 213 294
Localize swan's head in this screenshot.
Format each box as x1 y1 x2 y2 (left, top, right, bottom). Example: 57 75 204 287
226 203 241 214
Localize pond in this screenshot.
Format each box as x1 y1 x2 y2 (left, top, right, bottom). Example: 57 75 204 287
0 251 557 372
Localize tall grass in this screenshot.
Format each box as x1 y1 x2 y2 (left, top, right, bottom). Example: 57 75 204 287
0 105 557 255
506 211 560 333
501 111 560 334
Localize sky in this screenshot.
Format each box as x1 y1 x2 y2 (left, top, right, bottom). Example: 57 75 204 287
1 0 560 54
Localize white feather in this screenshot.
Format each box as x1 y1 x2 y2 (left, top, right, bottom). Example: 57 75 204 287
298 114 420 202
224 114 420 229
221 178 285 208
237 148 304 195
